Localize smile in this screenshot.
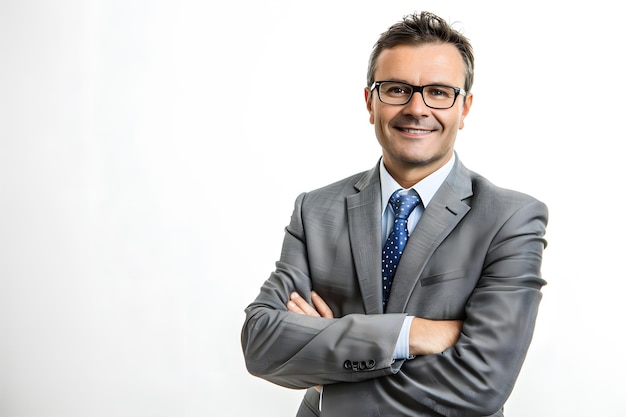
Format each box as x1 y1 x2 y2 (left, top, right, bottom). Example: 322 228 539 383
399 128 433 134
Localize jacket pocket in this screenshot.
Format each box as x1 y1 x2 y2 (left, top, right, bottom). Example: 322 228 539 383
419 269 465 287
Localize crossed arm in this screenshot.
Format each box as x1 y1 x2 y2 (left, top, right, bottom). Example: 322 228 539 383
287 291 463 394
287 291 462 356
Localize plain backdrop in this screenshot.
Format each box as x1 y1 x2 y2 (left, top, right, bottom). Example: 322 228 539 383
1 1 625 416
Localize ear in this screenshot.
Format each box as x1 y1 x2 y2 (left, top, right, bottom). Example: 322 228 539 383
364 87 375 124
459 93 473 130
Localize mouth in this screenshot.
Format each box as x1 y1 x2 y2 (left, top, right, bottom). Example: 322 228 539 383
397 127 434 135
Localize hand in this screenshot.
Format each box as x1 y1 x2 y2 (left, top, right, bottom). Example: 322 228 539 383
409 317 463 356
287 291 334 318
287 291 333 393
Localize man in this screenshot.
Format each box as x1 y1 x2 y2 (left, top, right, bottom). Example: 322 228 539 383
241 11 548 417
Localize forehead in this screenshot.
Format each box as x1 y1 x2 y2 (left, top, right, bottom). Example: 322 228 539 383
375 43 465 85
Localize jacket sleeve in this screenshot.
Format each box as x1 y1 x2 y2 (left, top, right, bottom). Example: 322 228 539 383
241 192 408 389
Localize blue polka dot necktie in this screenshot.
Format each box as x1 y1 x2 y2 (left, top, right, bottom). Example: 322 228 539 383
382 189 421 311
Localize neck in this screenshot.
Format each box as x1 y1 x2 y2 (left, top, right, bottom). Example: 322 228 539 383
383 154 453 188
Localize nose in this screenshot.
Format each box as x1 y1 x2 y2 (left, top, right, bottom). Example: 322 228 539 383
403 90 429 117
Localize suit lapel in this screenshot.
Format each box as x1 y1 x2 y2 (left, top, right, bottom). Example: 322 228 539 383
386 160 473 313
347 165 383 314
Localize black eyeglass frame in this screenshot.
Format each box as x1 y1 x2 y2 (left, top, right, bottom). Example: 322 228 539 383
369 81 467 109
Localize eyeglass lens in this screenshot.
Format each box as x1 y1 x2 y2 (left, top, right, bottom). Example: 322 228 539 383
377 82 458 108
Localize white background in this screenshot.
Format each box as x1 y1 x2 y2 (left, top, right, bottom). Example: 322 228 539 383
1 1 624 416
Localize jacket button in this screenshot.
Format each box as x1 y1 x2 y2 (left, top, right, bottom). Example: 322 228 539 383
344 360 375 371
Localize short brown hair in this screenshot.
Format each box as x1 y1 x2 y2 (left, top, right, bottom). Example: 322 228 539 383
366 11 475 94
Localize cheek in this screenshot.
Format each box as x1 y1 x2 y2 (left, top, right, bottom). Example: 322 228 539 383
454 106 467 130
372 105 398 127
439 112 462 132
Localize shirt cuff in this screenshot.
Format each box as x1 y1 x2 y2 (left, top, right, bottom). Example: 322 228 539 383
392 316 415 360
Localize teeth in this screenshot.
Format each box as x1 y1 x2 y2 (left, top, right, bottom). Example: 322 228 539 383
403 128 430 134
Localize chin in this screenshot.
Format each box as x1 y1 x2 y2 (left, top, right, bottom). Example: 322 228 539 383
401 151 448 167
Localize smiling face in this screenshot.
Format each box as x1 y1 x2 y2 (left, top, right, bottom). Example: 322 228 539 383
365 43 473 187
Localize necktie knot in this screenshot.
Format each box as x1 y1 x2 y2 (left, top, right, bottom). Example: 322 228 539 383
389 189 421 221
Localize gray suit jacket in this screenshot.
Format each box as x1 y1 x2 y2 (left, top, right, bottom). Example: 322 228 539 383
242 157 548 417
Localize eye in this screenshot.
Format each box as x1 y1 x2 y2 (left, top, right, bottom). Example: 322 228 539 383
425 86 455 99
382 82 411 97
389 86 408 94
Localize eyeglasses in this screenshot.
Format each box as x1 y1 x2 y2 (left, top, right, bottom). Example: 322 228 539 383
370 81 466 109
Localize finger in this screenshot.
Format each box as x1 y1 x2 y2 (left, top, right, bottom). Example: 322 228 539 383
311 291 334 318
286 292 308 314
289 292 321 317
286 299 305 314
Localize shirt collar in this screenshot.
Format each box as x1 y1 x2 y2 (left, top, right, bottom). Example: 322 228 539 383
379 153 455 212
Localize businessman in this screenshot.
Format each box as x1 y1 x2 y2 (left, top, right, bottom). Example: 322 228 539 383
241 10 548 417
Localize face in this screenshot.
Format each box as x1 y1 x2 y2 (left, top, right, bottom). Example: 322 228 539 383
365 43 473 185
